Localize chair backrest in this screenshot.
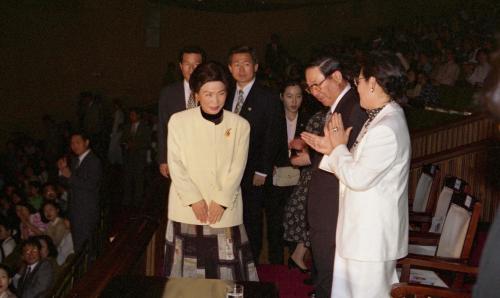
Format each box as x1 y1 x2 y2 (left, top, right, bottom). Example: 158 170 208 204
436 192 481 259
429 177 468 233
412 164 440 212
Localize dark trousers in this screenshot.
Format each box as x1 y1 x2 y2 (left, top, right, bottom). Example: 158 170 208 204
309 228 335 298
264 185 293 264
242 184 264 264
123 159 146 206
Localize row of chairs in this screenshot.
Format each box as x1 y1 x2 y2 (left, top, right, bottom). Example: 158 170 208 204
393 164 481 297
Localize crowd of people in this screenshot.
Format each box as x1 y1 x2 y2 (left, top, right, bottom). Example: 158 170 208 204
0 7 496 298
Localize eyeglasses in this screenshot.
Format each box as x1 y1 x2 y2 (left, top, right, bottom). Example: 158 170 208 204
353 77 366 86
305 77 329 94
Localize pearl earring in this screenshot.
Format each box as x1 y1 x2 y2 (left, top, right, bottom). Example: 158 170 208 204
370 87 374 92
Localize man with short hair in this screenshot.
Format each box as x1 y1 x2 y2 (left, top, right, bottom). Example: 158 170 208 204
158 46 205 179
225 45 285 263
58 132 102 252
16 237 54 298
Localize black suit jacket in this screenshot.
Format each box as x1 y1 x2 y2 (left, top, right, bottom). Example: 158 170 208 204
121 121 152 167
307 88 367 232
274 109 310 167
224 81 286 187
16 259 54 298
59 151 102 241
158 81 186 164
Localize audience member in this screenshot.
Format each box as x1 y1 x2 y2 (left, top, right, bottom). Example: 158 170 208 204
42 201 68 247
0 222 16 263
433 49 460 86
225 45 285 263
107 98 125 165
164 62 256 280
58 132 102 252
157 46 205 179
55 218 73 266
0 264 16 298
15 237 54 298
15 202 47 240
467 49 492 87
26 182 43 211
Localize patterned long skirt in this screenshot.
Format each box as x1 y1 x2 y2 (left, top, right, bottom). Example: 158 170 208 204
164 220 259 281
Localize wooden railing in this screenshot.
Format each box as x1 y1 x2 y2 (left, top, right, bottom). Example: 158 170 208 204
409 137 500 222
410 113 498 159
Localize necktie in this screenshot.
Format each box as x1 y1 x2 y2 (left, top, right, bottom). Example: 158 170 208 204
23 266 31 284
186 92 196 109
234 90 245 114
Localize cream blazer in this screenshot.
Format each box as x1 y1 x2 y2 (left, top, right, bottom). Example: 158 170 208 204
167 108 250 228
320 101 410 261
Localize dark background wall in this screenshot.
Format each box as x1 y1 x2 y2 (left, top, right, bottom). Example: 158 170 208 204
0 0 490 141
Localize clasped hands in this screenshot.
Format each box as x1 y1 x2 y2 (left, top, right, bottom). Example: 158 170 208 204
191 200 225 224
301 113 352 155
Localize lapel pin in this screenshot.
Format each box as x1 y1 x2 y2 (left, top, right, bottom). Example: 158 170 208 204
225 128 232 137
248 107 252 111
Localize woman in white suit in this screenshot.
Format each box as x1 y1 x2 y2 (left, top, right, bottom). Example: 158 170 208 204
164 62 258 281
302 51 410 298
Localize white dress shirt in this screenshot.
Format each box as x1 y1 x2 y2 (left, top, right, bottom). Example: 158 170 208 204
183 80 191 108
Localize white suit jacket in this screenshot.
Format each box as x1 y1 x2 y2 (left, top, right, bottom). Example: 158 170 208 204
320 101 410 261
167 107 250 228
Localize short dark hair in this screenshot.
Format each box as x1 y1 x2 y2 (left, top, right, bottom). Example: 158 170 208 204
227 45 258 65
35 235 58 258
360 51 407 100
0 264 14 278
189 61 230 94
178 46 206 63
21 236 42 251
16 201 36 214
70 130 90 142
306 56 344 79
41 200 61 213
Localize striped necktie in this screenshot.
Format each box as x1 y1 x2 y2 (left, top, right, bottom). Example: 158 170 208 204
234 90 245 114
186 92 196 109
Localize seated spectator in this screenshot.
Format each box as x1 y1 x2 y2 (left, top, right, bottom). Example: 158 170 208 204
34 235 59 275
0 221 16 263
42 201 68 247
0 197 19 233
434 49 460 86
0 264 16 298
36 160 49 185
55 219 73 266
42 183 67 214
27 182 43 211
15 237 54 298
15 202 47 240
412 72 439 106
406 69 421 98
467 49 492 87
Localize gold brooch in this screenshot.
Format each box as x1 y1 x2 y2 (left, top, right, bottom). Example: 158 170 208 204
225 128 231 137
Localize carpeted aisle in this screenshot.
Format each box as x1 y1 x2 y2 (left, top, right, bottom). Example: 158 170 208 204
257 265 313 298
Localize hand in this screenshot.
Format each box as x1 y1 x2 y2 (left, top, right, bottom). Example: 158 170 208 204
289 138 306 151
60 167 71 178
208 201 225 224
191 200 208 223
252 174 266 186
327 113 352 149
159 163 170 178
290 151 311 166
301 131 334 155
57 157 68 171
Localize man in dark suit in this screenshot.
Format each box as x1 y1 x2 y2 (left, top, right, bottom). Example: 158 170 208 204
16 237 54 298
121 108 152 207
297 56 367 298
58 132 102 252
157 46 205 179
225 45 286 263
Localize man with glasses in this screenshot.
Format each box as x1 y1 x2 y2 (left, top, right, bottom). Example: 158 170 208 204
295 56 366 298
158 46 206 179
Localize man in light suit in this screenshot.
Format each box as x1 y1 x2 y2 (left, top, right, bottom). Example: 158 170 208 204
224 45 286 263
157 46 205 179
121 108 152 207
58 132 102 252
16 237 54 298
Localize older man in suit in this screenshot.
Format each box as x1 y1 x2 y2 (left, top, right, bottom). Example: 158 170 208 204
58 132 102 252
157 46 205 179
16 237 54 298
121 108 152 207
224 45 285 263
294 56 366 298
